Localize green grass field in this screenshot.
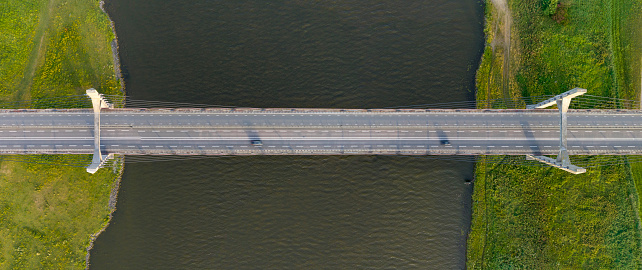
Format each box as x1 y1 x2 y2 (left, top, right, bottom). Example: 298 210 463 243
0 0 122 268
468 0 642 268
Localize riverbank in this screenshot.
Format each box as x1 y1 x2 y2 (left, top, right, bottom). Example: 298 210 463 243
468 0 642 268
0 0 123 268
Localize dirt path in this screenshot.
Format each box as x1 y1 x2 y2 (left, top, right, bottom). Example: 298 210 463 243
490 0 512 106
14 0 56 102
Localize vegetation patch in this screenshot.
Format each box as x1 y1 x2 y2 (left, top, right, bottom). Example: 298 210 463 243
468 0 642 268
0 0 122 269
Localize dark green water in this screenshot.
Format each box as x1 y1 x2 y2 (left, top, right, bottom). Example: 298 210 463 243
90 1 484 269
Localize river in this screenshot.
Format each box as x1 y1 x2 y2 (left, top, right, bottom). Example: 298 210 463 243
89 1 484 269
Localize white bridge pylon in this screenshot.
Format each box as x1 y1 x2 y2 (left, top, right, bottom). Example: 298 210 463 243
526 88 587 174
86 89 113 174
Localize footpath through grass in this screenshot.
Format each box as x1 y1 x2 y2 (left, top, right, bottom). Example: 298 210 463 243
468 0 642 268
0 0 122 268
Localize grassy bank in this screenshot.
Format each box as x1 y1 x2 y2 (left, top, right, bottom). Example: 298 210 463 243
0 0 122 268
468 0 642 268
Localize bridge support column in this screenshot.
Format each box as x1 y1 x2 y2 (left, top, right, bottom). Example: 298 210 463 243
86 89 113 174
526 88 587 174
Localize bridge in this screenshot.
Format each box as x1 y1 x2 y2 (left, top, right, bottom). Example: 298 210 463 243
1 88 640 174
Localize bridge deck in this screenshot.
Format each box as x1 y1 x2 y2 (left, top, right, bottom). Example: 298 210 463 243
0 108 641 155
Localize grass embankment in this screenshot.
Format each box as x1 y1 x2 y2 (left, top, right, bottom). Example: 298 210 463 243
468 0 642 268
0 0 122 268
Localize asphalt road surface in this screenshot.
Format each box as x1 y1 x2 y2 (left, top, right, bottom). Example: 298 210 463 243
0 108 641 155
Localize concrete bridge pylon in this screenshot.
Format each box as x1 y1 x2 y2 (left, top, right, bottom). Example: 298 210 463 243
85 89 114 174
526 88 587 174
